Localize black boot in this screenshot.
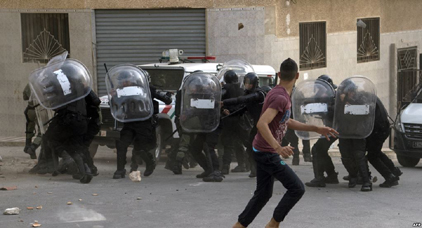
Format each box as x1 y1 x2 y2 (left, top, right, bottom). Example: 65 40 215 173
113 169 126 179
379 174 399 188
248 165 256 178
392 167 403 180
231 165 247 172
221 164 230 175
292 156 299 166
305 177 326 187
324 172 339 184
24 138 31 153
348 177 357 188
303 153 312 162
203 170 224 182
141 152 156 177
196 169 212 178
80 164 93 184
361 182 372 192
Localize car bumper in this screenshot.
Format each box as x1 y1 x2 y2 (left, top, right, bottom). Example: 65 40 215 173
391 128 422 158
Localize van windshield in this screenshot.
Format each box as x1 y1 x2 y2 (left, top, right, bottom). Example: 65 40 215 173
145 68 184 91
259 77 274 87
412 87 422 103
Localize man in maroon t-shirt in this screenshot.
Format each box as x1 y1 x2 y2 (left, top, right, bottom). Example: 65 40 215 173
233 58 338 228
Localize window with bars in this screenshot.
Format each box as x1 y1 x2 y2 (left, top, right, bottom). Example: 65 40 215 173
21 13 70 63
397 47 419 108
299 22 326 70
357 17 380 63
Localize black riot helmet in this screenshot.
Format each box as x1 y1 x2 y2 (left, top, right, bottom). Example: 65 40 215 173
223 70 238 84
243 72 259 92
261 85 272 94
317 74 337 89
342 78 358 94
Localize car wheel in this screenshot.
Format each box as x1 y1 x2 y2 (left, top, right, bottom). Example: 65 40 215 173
397 155 420 167
151 125 163 160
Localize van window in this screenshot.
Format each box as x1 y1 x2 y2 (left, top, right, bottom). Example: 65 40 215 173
413 89 422 103
145 68 184 91
259 77 274 87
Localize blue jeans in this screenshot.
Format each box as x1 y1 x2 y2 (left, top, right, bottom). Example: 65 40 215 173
238 149 305 226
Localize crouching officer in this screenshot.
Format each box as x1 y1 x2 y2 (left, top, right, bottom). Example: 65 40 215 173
366 96 402 187
106 65 172 179
28 52 94 183
334 77 376 191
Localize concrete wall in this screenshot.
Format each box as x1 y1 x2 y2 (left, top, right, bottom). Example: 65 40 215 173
0 10 94 137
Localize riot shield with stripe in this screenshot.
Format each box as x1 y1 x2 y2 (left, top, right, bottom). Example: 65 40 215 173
180 72 222 133
333 76 377 139
292 79 336 139
106 64 153 123
29 57 92 110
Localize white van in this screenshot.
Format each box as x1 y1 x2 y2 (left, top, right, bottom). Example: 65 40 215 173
390 85 422 167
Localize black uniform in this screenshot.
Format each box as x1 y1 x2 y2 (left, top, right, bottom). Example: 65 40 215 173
220 82 246 174
223 86 267 177
366 97 402 187
113 86 172 179
82 90 101 175
338 91 373 191
165 89 196 174
33 98 92 183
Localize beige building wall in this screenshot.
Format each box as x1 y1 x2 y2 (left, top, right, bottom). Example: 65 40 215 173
0 9 94 137
207 6 422 119
1 0 422 137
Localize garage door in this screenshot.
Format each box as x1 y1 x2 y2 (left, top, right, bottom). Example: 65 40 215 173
95 9 206 95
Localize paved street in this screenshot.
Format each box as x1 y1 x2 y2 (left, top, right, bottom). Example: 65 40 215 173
0 145 421 228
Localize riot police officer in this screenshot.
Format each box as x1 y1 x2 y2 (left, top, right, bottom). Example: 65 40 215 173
222 72 269 178
220 70 246 175
366 96 402 187
305 75 339 187
28 56 94 184
179 72 223 182
110 66 172 179
335 78 375 191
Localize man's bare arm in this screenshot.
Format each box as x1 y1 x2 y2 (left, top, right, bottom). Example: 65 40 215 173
256 108 294 157
287 119 338 140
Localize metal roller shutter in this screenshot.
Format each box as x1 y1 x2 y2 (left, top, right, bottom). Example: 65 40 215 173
95 9 206 95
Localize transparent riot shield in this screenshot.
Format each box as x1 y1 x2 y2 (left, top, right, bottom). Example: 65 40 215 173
29 58 92 110
34 100 55 134
333 76 377 139
180 72 222 133
105 64 153 122
292 79 336 139
216 59 254 87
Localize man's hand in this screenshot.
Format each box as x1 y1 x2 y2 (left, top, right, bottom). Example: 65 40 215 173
223 109 230 116
316 127 339 140
275 146 294 158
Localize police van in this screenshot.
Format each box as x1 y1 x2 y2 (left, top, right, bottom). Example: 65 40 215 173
91 52 276 159
390 84 422 167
